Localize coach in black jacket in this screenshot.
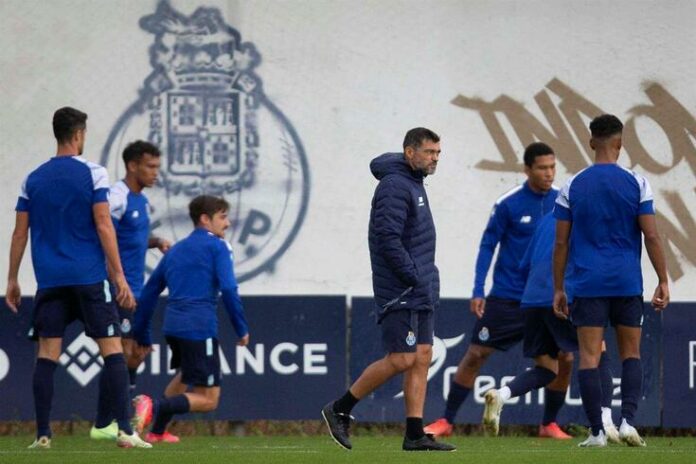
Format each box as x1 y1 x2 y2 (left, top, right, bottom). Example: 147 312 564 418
322 128 455 452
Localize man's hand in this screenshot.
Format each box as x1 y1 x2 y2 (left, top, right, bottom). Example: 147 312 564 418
652 282 670 311
113 274 136 310
470 297 486 319
237 334 250 346
5 279 21 313
553 290 568 319
157 238 172 253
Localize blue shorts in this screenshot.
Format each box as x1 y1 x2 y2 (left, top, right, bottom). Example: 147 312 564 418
380 309 434 354
523 307 578 359
28 282 120 340
167 336 221 387
471 296 524 351
117 305 134 339
570 296 644 328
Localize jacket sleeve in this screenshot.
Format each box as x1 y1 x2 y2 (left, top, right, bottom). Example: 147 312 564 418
373 179 419 287
431 264 440 310
132 255 167 346
215 241 249 338
472 201 509 298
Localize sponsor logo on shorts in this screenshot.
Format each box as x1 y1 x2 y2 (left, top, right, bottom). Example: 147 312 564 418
478 326 490 342
121 318 131 334
405 331 416 346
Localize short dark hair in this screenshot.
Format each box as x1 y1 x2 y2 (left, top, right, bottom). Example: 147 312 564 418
523 142 554 167
590 114 624 139
403 127 440 151
53 107 87 144
189 195 229 225
122 140 161 166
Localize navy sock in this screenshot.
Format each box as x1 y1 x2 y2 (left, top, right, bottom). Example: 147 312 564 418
94 366 113 428
621 358 642 425
542 388 566 425
33 358 57 438
443 381 470 424
128 368 137 390
599 352 614 408
333 390 359 415
405 417 425 440
102 353 133 434
578 368 604 435
152 395 190 434
507 367 556 398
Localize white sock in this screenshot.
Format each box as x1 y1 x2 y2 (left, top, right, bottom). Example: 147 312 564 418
601 407 613 425
499 386 512 401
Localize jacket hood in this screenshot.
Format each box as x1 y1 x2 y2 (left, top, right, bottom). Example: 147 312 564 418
370 152 423 181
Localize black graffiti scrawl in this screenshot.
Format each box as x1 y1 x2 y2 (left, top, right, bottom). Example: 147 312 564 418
102 1 310 282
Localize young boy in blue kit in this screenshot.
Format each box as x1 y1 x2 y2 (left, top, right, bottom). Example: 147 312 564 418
131 195 249 443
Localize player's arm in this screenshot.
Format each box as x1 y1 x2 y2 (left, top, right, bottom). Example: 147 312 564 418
471 201 507 317
6 212 29 313
552 219 571 319
215 242 249 345
373 180 419 287
636 177 669 310
132 256 167 346
94 201 134 309
148 236 172 253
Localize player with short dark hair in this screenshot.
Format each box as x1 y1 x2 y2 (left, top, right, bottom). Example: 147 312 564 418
426 142 577 439
130 194 249 444
89 140 172 441
5 107 151 449
553 114 669 447
322 128 454 452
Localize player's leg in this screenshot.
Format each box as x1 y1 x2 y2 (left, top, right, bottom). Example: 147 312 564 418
598 342 620 442
573 297 609 447
117 304 140 399
27 287 74 449
612 296 645 447
146 372 187 443
401 311 455 451
78 282 150 448
323 309 419 450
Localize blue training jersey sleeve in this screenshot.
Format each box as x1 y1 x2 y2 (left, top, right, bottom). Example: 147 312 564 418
81 160 110 204
215 240 248 338
132 254 168 346
15 176 30 212
554 180 572 221
635 172 655 215
472 200 509 298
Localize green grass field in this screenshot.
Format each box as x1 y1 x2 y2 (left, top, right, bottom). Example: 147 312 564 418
1 435 695 464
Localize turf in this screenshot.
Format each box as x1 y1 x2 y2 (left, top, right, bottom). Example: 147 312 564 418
1 435 694 464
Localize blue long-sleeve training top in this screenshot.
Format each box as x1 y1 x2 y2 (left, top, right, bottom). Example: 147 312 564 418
133 227 248 345
472 181 558 300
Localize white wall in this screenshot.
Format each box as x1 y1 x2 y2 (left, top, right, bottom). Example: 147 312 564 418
1 0 694 299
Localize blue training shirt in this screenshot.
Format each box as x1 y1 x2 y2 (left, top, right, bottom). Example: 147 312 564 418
519 212 575 308
554 164 654 297
16 156 109 289
109 180 150 299
473 181 558 300
132 228 248 345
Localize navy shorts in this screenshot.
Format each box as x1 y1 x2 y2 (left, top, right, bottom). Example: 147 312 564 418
117 305 134 339
167 336 221 387
380 309 434 354
29 281 121 340
523 307 578 359
471 296 524 351
570 296 644 328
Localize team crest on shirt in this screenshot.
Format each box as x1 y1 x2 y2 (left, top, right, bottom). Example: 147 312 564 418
478 326 490 342
101 1 309 283
405 331 416 346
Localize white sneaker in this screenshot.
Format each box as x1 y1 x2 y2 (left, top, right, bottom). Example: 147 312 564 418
482 389 503 436
27 436 51 449
619 419 646 447
578 430 607 447
603 421 621 444
116 430 153 449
